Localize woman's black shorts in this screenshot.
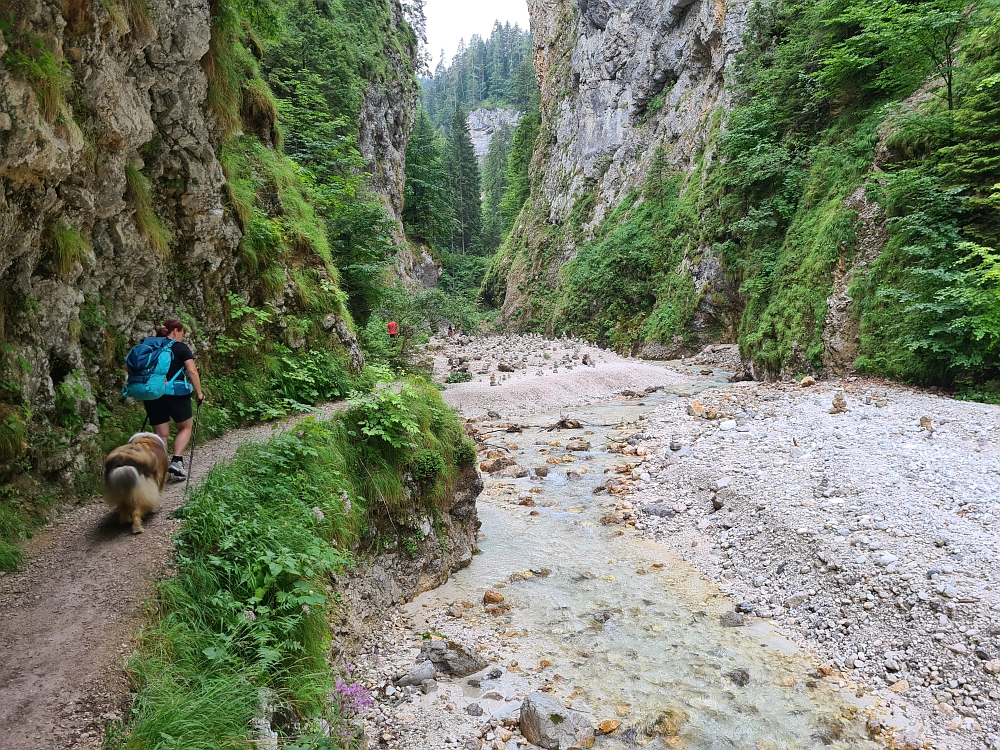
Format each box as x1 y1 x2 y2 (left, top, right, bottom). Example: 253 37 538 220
143 395 193 426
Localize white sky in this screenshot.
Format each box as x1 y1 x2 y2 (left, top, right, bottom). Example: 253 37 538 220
424 0 531 69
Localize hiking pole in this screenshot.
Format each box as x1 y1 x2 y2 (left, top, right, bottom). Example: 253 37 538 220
184 399 202 499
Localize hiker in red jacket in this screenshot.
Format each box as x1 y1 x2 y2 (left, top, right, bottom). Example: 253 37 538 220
387 320 399 339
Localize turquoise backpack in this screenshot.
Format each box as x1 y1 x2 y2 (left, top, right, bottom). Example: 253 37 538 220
122 337 191 400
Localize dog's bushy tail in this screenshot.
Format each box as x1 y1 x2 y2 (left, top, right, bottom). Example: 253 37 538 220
105 466 139 506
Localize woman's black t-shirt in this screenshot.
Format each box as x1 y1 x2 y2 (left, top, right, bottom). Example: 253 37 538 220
167 341 194 383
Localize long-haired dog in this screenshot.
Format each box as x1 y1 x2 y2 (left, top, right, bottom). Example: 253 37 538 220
104 432 169 534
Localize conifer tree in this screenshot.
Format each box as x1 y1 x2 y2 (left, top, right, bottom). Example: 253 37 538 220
499 110 540 234
444 106 482 255
480 121 514 252
402 108 453 244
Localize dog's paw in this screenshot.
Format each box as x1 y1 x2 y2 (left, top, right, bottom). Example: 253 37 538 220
131 525 144 534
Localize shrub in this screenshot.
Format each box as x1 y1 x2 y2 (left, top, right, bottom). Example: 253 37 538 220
455 438 477 466
445 371 471 384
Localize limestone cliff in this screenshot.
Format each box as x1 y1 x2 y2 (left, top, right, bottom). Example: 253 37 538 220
0 0 416 486
468 107 520 160
489 0 747 347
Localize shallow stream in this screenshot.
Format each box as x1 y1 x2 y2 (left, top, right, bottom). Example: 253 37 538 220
411 367 882 749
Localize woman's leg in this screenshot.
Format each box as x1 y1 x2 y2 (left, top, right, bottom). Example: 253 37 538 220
152 421 170 448
172 418 194 456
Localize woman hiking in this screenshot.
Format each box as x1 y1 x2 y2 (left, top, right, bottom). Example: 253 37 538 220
143 320 204 480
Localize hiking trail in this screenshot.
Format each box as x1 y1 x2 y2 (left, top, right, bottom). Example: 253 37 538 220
0 402 348 750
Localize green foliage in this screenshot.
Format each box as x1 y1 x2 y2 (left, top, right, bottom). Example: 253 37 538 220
421 22 537 128
555 172 695 349
46 219 90 280
444 107 482 254
118 379 470 747
455 437 476 466
54 372 88 429
208 346 355 429
262 2 406 328
445 371 472 384
0 405 27 468
498 110 540 235
125 165 173 255
480 120 514 253
819 0 968 110
693 0 989 377
0 21 72 122
852 5 1000 388
411 448 445 483
403 109 454 245
348 385 422 451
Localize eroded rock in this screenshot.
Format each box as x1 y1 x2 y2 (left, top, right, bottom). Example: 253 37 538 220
519 692 595 749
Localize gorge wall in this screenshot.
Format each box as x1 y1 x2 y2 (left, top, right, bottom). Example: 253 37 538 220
485 0 959 382
0 0 417 489
485 0 748 354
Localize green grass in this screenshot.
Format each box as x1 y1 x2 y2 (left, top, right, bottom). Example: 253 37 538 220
0 23 72 122
220 135 338 295
125 165 173 255
47 219 91 280
111 379 474 748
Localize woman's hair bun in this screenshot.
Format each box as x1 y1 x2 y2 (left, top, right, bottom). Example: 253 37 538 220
157 319 185 337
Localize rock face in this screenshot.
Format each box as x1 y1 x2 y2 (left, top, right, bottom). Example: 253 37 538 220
328 462 483 656
519 692 596 749
468 107 521 159
492 0 748 334
0 0 415 483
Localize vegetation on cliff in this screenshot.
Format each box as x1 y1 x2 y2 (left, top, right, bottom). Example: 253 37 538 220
0 0 419 566
486 0 999 399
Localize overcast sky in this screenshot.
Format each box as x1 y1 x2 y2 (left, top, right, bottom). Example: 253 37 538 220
424 0 531 68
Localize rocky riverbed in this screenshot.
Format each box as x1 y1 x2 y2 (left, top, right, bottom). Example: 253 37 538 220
350 335 1000 750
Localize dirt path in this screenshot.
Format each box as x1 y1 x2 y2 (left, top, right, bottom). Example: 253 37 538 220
0 402 348 750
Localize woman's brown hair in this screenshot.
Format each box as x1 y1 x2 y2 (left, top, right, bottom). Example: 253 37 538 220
155 319 186 337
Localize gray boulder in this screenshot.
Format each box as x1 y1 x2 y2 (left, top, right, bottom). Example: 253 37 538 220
418 640 488 677
395 660 436 686
519 692 595 749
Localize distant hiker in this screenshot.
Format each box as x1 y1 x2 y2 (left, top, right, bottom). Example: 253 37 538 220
448 324 456 339
123 319 204 481
387 320 399 339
